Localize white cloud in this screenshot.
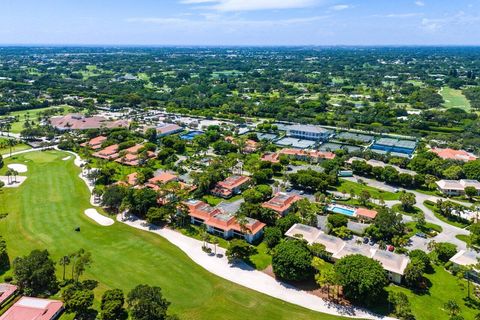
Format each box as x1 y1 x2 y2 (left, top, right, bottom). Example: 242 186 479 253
384 13 422 18
330 4 351 11
415 1 425 6
421 11 480 32
180 0 321 12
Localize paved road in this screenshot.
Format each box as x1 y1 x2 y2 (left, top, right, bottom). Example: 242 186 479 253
344 175 470 251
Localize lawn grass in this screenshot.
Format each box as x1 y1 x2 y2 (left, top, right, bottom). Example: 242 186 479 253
0 141 31 155
4 105 74 133
249 241 272 271
0 150 347 320
423 201 470 228
336 180 400 201
391 204 422 217
440 86 471 112
387 265 479 320
456 234 470 244
405 221 443 237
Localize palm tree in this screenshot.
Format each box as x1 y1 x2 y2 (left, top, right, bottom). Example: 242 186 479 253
7 139 15 157
11 170 18 183
211 238 219 256
5 169 12 185
58 255 71 281
443 300 460 317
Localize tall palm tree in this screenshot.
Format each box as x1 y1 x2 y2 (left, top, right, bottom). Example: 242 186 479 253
58 255 71 281
211 238 219 256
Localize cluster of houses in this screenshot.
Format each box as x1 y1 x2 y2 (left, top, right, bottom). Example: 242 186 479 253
0 284 63 320
285 224 409 284
82 136 156 166
261 148 336 164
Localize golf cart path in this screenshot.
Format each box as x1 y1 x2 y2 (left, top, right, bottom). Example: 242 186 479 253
117 214 393 320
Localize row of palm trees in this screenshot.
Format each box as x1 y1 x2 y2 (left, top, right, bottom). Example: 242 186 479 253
4 168 19 185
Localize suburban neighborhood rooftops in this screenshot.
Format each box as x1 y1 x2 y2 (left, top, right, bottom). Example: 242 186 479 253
261 152 280 163
284 223 322 244
148 172 178 185
372 250 410 276
332 243 374 260
450 250 479 267
431 148 478 162
80 136 107 149
217 175 251 190
261 193 302 213
355 208 378 220
0 297 63 320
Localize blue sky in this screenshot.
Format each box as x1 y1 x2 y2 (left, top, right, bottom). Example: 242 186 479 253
0 0 479 45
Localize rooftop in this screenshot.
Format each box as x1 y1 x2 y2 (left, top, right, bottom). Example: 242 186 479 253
0 297 63 320
431 148 478 162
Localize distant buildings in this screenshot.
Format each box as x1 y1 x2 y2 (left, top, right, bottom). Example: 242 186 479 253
436 179 480 196
286 124 333 141
92 143 155 165
431 148 478 162
184 200 265 243
278 148 336 162
0 297 63 320
285 223 409 284
261 193 302 216
50 114 129 131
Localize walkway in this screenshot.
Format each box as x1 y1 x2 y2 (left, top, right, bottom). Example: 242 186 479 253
344 175 469 250
117 214 393 320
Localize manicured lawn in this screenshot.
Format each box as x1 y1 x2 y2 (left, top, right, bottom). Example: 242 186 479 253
249 241 272 271
387 265 479 320
456 234 470 244
423 201 470 228
202 194 223 206
336 180 400 201
4 105 74 133
440 87 471 112
0 151 348 320
405 221 442 237
0 141 31 156
391 204 422 217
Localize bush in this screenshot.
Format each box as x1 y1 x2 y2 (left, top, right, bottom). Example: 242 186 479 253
263 227 282 249
327 213 348 229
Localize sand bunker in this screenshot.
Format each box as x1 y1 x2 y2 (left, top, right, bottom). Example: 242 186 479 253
7 164 28 173
0 176 27 188
84 209 114 226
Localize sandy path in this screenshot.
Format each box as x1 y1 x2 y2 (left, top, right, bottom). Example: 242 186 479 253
85 208 114 226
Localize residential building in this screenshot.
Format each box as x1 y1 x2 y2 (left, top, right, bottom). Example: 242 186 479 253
184 200 265 243
450 250 480 283
436 179 480 196
278 148 336 162
261 193 302 216
0 284 17 307
211 175 251 199
50 114 128 131
80 136 107 150
92 144 119 160
261 152 280 163
114 144 155 166
156 123 183 137
285 223 409 284
431 148 478 162
0 297 63 320
146 172 179 190
286 124 332 141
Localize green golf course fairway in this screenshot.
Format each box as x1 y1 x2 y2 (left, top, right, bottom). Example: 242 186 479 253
0 151 350 320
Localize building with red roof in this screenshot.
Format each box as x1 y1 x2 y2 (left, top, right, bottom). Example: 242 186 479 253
0 297 63 320
261 192 303 216
80 136 107 150
261 152 280 163
355 208 378 221
210 175 251 199
184 200 265 243
0 284 17 307
278 148 336 162
50 114 128 131
92 144 119 160
431 148 478 162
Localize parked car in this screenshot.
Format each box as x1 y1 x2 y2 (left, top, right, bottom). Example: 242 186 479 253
369 239 376 246
387 245 395 252
363 237 369 244
286 187 292 192
415 232 427 239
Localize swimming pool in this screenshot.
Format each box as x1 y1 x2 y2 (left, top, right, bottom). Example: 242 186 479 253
328 205 356 217
180 131 204 140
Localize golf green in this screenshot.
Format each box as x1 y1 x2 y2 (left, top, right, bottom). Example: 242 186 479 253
0 151 349 320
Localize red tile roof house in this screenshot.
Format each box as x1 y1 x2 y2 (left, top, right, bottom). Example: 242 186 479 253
80 136 107 150
224 137 259 154
114 144 155 166
146 172 179 191
210 175 251 199
261 192 303 216
92 144 120 160
261 152 280 163
50 113 129 131
0 297 63 320
156 123 183 137
184 200 266 243
431 147 478 162
279 148 336 163
0 284 18 307
355 208 378 221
